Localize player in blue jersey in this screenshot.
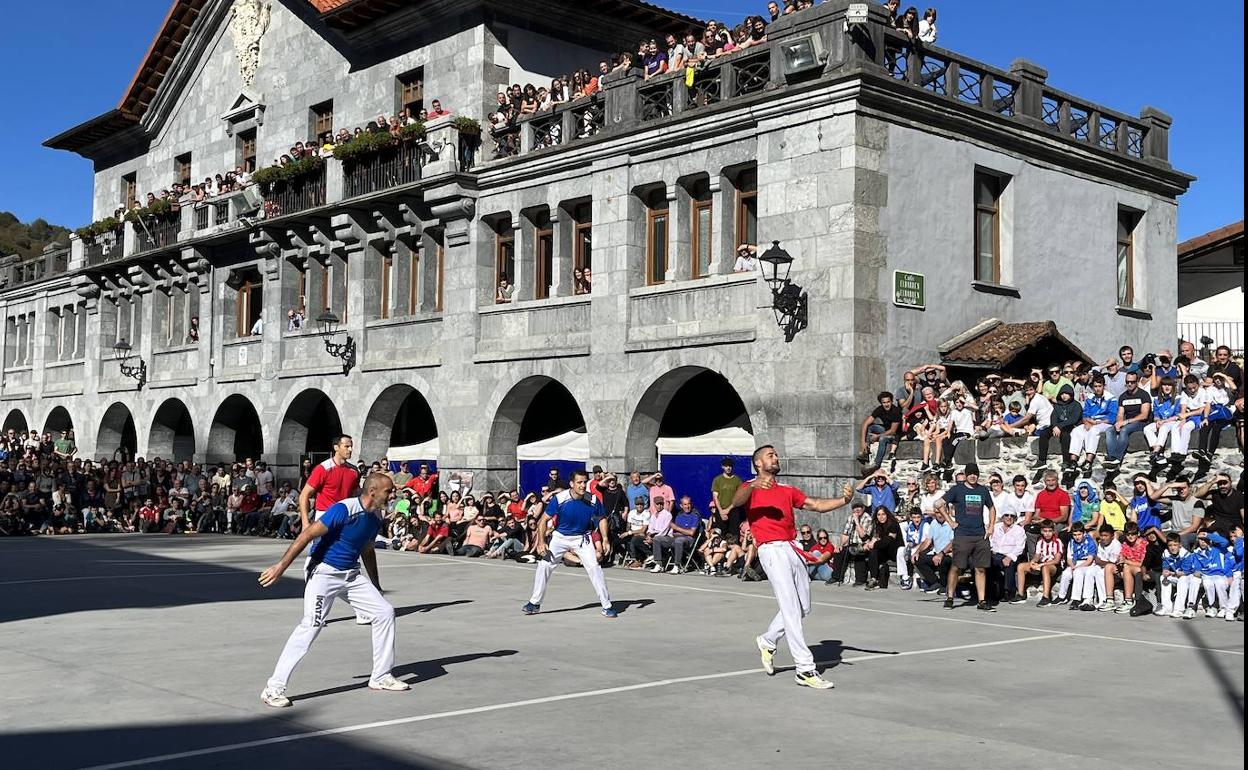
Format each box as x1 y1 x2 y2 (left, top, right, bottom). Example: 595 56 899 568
258 473 408 708
523 469 616 617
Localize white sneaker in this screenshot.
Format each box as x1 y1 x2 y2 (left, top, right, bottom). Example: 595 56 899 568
260 686 291 708
668 564 682 574
1182 607 1196 619
368 674 410 692
355 615 372 625
1222 608 1235 621
1096 600 1115 612
1151 606 1166 616
1167 609 1183 618
756 635 775 676
649 564 664 573
794 670 835 690
1204 607 1218 618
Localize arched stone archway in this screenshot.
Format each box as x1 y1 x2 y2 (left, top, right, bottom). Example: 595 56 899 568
361 384 438 461
625 366 752 471
207 394 264 466
486 376 587 488
278 389 343 469
97 402 139 461
149 399 196 462
3 408 28 434
42 406 74 435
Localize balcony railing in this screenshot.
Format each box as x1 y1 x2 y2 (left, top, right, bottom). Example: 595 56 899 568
343 142 423 199
264 166 327 218
4 248 71 288
84 230 124 266
134 214 180 254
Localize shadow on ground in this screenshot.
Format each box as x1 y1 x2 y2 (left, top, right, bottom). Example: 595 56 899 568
538 598 655 615
0 537 302 624
294 649 521 701
0 716 480 770
325 599 475 625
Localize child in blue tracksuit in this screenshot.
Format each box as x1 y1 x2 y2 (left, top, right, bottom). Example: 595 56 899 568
1157 533 1190 617
1058 522 1100 607
1143 386 1183 463
1184 532 1233 618
1229 527 1244 620
896 509 928 589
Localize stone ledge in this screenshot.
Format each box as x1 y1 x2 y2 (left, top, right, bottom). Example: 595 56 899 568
360 359 441 373
624 329 756 353
970 280 1021 298
41 387 85 398
278 366 344 380
148 377 199 390
216 373 258 384
473 345 591 364
627 271 759 299
0 392 34 402
478 295 591 316
1115 305 1153 320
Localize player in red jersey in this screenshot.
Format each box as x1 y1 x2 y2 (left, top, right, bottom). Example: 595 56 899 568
298 434 369 623
730 445 854 689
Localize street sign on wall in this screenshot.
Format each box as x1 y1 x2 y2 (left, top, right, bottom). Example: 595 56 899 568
893 270 925 310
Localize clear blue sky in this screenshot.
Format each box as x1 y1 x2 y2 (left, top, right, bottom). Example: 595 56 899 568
0 0 1241 240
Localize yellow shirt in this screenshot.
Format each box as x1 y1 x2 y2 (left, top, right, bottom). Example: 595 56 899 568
1100 500 1127 531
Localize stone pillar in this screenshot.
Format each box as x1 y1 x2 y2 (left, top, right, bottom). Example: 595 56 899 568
1009 59 1048 127
513 213 534 301
393 240 414 316
550 204 574 297
260 254 282 379
132 270 154 383
30 298 49 396
418 229 442 312
664 182 690 283
707 171 735 275
1140 107 1172 164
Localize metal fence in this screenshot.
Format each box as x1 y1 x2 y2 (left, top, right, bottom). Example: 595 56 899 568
1177 321 1244 357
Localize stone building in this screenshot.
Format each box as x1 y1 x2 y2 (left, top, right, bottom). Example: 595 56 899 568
1 0 1192 500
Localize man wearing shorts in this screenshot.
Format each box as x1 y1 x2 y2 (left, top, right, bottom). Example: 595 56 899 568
935 464 996 611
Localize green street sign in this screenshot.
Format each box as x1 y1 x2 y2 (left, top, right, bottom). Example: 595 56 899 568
893 270 925 310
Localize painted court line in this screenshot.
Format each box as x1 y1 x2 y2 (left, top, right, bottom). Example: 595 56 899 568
429 555 1246 657
74 633 1068 770
0 561 460 587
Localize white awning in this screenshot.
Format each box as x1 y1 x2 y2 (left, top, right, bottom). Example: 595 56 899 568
656 427 755 456
517 430 590 461
386 438 440 461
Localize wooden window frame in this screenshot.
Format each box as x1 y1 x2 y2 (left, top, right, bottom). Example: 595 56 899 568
435 242 445 312
646 206 669 286
973 171 1003 284
409 249 419 314
398 70 424 115
123 174 137 209
534 228 553 300
496 232 516 301
318 263 330 317
311 100 334 138
692 198 713 279
1116 208 1137 307
297 270 307 312
238 129 257 173
574 223 591 271
734 169 757 249
235 280 261 338
175 154 192 188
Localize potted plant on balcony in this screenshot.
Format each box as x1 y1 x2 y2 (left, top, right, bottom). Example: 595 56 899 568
450 116 481 137
332 131 399 164
398 121 426 142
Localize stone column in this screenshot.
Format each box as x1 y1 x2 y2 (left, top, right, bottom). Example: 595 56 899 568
30 298 49 396
392 240 414 316
664 182 690 283
707 172 735 275
550 203 574 297
513 213 534 301
1009 59 1048 128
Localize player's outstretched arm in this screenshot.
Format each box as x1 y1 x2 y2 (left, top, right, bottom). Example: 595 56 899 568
259 521 328 587
801 482 855 514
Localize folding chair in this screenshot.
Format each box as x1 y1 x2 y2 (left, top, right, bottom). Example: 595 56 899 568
680 528 707 574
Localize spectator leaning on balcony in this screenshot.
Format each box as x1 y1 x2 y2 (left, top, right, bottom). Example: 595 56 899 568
733 244 759 272
918 8 938 43
643 39 667 80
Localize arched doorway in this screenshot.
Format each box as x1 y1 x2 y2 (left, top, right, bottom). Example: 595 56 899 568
42 405 74 435
625 366 753 472
487 376 587 491
97 402 139 461
3 408 28 434
149 399 196 462
361 384 438 461
207 394 264 466
278 389 343 469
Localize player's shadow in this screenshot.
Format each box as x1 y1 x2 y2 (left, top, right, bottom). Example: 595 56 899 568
294 650 518 701
324 599 473 625
806 639 900 671
539 598 656 615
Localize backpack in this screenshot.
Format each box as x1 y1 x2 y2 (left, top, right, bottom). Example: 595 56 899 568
1129 595 1154 617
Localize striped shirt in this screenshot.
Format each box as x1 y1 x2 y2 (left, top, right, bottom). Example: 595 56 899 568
1034 536 1063 563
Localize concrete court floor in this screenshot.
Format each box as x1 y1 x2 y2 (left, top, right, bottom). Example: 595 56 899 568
0 534 1242 770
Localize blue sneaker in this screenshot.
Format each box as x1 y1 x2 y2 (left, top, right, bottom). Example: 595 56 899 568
601 607 618 618
521 602 541 615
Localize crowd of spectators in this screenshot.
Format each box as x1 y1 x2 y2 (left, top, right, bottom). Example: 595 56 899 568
858 341 1243 485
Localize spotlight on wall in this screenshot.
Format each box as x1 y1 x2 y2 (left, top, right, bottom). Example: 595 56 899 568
780 34 826 79
758 241 808 343
112 339 147 389
315 307 356 375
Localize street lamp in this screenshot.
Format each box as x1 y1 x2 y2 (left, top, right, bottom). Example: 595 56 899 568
316 307 356 375
758 241 808 343
112 339 147 389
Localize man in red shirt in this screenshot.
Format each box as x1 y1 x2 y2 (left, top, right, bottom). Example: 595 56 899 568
139 499 161 533
730 445 854 690
587 465 606 501
298 435 367 622
1033 470 1071 531
404 464 438 499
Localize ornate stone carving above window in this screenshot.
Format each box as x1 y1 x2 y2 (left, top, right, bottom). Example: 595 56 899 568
222 91 266 137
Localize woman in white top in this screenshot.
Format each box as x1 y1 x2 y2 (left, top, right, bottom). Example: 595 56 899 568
918 8 937 44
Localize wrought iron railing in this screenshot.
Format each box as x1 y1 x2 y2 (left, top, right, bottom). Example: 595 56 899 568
490 125 520 160
343 142 423 199
213 200 230 226
194 205 209 230
264 166 326 218
85 231 123 266
639 81 673 121
531 113 563 149
134 215 180 253
570 96 605 139
686 67 723 110
1178 322 1244 358
733 52 770 96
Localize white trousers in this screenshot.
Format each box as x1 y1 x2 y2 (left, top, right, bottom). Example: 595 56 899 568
758 541 815 673
267 562 396 691
529 532 612 609
1059 564 1100 603
1175 575 1202 609
1143 422 1177 450
1170 422 1197 454
1230 571 1243 611
1069 423 1111 456
1202 575 1230 610
896 546 911 581
1158 577 1183 615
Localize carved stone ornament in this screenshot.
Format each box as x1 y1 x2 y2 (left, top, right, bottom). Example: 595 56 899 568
229 0 272 88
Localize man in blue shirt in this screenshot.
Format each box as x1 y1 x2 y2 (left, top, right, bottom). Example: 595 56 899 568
654 495 704 574
523 469 616 617
258 474 408 708
934 464 996 611
856 468 900 515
